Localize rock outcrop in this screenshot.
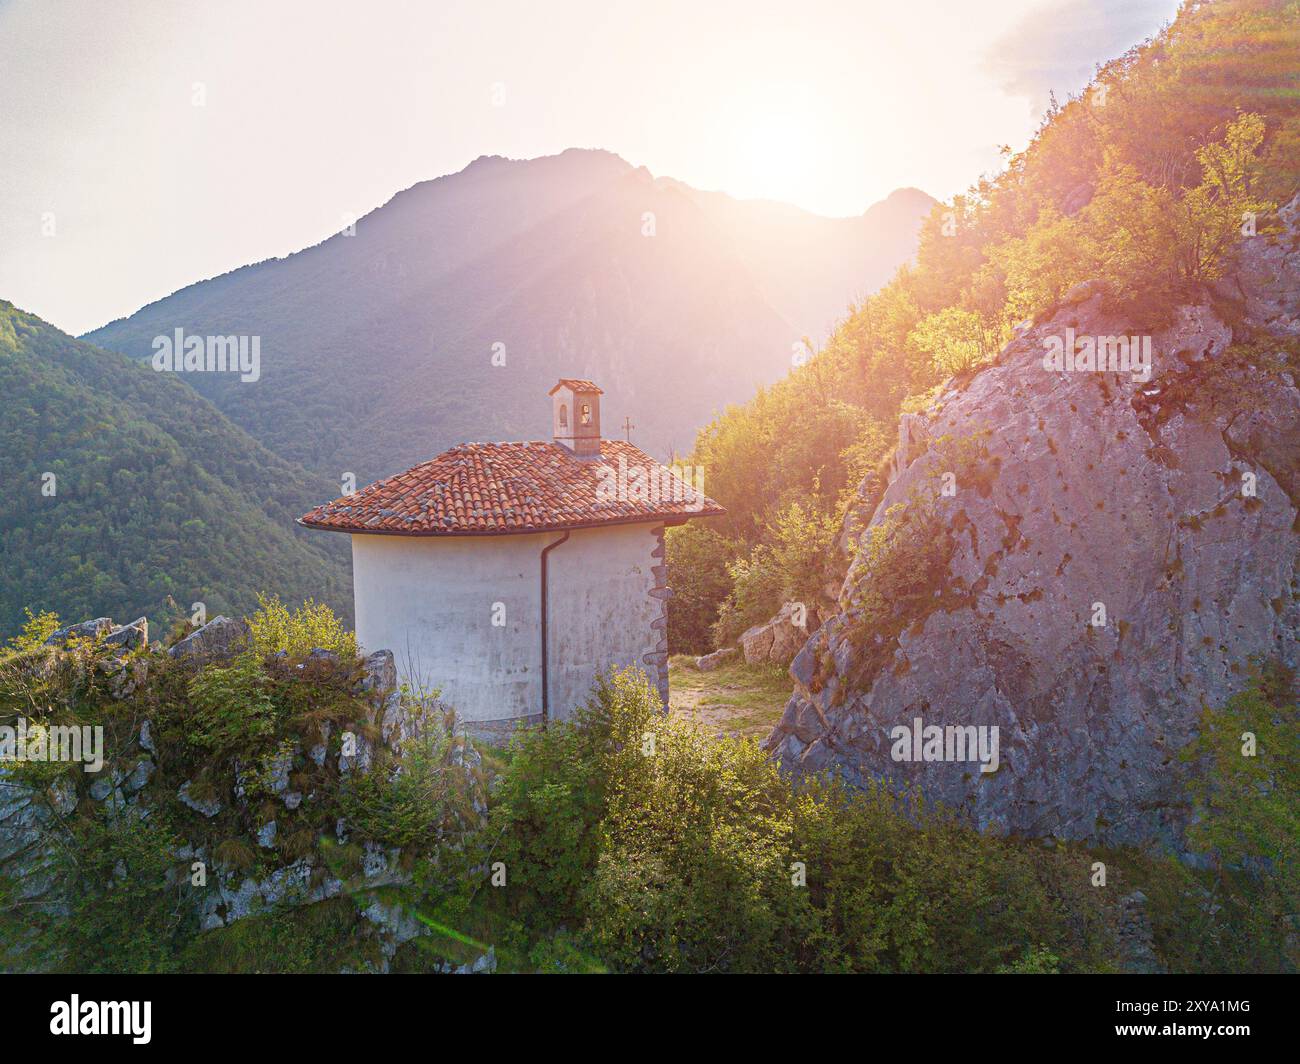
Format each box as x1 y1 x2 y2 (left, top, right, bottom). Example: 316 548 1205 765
767 196 1300 848
740 602 821 666
1 620 491 973
43 617 114 647
168 615 249 663
104 617 148 651
695 647 738 671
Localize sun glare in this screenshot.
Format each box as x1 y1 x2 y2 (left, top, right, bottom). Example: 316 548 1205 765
718 83 838 213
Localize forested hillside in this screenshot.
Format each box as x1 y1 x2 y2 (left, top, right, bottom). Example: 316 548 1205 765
0 301 351 640
669 0 1300 654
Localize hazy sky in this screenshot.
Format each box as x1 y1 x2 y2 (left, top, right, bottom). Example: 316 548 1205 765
0 0 1179 335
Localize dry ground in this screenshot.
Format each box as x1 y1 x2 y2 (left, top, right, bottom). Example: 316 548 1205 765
667 654 792 742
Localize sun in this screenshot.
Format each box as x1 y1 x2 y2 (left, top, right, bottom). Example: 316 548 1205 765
716 83 840 214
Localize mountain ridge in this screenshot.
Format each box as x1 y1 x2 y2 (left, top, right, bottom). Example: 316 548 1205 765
84 149 928 338
83 150 933 481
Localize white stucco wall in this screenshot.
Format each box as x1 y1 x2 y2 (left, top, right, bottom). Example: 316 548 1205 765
350 522 663 725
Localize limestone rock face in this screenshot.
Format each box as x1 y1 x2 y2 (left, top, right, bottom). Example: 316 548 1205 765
740 602 820 666
695 647 738 671
168 616 249 663
0 625 491 972
178 780 222 818
104 617 148 651
359 649 397 694
767 197 1300 848
44 618 113 647
1118 891 1162 974
0 771 63 911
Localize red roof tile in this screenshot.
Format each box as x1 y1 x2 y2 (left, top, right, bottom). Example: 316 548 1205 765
298 440 724 536
548 379 603 395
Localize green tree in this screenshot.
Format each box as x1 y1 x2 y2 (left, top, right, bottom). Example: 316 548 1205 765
665 524 736 654
1178 111 1276 281
907 306 1000 377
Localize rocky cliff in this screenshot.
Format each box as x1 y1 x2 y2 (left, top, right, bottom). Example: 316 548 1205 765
1 619 492 973
767 196 1300 848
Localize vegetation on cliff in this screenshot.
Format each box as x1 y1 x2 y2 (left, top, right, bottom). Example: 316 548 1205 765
668 0 1300 653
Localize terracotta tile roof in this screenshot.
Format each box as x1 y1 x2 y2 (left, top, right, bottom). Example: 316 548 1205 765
298 439 724 536
548 379 603 394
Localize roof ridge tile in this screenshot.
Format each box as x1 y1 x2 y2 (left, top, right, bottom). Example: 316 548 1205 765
300 439 724 536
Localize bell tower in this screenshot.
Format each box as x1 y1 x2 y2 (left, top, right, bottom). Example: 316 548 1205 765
550 379 603 459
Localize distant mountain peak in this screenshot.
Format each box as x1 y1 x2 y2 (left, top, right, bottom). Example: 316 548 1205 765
863 186 938 219
83 150 930 482
463 146 631 174
883 185 933 202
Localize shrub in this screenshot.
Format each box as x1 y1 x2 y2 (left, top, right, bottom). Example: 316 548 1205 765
51 810 193 974
665 524 736 654
712 502 841 647
581 677 809 972
341 706 481 851
476 678 623 926
177 896 381 974
710 546 786 648
1182 661 1299 891
246 594 358 660
186 651 278 753
789 776 1112 973
839 496 955 691
997 945 1063 974
472 667 1115 973
1176 662 1299 970
5 608 60 655
907 306 1000 377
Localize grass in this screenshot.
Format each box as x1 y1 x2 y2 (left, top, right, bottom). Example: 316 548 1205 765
177 895 384 973
667 654 792 740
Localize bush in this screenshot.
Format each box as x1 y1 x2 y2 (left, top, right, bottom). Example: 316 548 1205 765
11 638 1292 973
476 678 623 926
710 546 786 648
470 667 1117 973
246 594 358 659
665 524 736 654
908 306 1000 377
1175 662 1299 970
789 777 1112 973
712 502 841 647
840 496 955 691
186 651 278 753
4 608 60 655
581 677 809 972
341 706 481 851
51 810 193 974
177 896 381 974
1182 662 1299 892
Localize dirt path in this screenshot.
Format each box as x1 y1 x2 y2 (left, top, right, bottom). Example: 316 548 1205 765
667 654 792 742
